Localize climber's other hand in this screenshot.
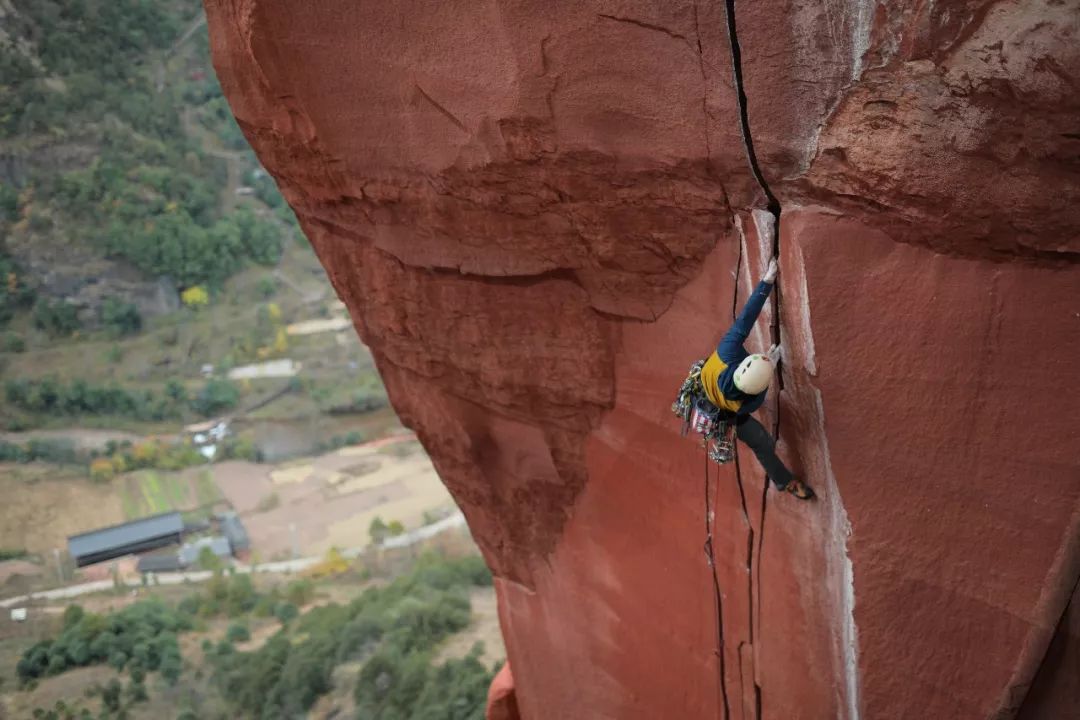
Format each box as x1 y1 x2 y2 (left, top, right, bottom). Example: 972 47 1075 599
767 343 782 365
763 258 778 283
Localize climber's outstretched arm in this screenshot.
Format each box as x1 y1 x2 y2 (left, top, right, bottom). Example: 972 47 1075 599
717 259 777 361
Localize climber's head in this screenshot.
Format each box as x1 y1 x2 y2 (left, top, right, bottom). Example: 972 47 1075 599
733 354 773 395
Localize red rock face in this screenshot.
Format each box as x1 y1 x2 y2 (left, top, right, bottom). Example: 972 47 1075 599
204 1 1080 717
486 662 520 720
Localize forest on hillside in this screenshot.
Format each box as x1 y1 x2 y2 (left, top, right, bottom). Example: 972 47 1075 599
0 0 297 307
0 0 388 440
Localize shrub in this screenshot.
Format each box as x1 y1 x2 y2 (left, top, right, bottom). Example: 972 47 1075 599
256 276 277 298
220 435 258 461
100 297 142 337
159 651 182 685
369 516 389 545
32 299 80 337
0 182 18 222
2 332 25 352
225 574 258 617
164 379 187 403
285 580 314 607
274 602 298 625
197 547 224 573
127 675 148 702
181 286 209 309
4 377 181 421
191 378 240 417
104 344 123 364
0 253 35 327
62 604 84 626
0 438 77 465
225 623 250 643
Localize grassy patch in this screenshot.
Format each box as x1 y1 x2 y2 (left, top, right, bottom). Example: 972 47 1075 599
140 472 171 514
119 483 141 520
195 470 220 507
165 473 190 508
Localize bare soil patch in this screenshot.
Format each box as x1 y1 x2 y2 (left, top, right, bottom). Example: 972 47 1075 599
433 588 504 667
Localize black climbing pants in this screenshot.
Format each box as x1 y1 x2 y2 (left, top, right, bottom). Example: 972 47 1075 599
734 415 793 489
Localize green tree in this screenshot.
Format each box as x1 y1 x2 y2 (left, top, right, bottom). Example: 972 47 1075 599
197 546 224 572
159 651 181 685
234 206 282 265
225 574 257 617
62 605 85 630
274 602 298 625
191 378 240 417
127 675 148 703
0 252 34 327
369 516 389 545
164 378 187 404
100 679 122 712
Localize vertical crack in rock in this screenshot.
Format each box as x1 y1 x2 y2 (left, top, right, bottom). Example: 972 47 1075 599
721 0 781 220
704 454 732 720
729 229 757 720
692 2 713 164
722 2 784 718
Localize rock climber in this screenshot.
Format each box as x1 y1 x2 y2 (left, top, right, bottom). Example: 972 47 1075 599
700 258 816 500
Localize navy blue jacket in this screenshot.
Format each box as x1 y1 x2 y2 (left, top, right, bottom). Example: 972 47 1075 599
699 279 773 415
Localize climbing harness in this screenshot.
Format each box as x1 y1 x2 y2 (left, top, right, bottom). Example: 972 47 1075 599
671 360 736 465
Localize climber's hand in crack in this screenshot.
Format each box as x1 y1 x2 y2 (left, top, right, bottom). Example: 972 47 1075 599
763 257 778 284
767 343 782 366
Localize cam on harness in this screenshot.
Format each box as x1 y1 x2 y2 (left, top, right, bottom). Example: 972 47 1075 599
671 360 736 464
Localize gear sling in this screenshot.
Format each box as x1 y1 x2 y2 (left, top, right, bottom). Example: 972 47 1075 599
672 360 736 465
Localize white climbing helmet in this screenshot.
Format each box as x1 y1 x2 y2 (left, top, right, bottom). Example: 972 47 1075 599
733 354 773 394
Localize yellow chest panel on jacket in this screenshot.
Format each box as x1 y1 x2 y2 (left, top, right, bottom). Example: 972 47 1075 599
700 351 742 413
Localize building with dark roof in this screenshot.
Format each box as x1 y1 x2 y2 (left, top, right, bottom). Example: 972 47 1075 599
68 512 184 568
217 512 250 554
135 553 185 574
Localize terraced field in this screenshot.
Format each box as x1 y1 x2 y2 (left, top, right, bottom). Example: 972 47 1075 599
118 469 223 519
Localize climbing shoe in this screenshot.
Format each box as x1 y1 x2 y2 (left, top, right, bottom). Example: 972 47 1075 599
781 478 816 501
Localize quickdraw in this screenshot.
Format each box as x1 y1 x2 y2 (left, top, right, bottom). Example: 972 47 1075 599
671 360 736 465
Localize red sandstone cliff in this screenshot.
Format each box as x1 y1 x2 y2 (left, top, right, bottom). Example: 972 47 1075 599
204 1 1080 717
